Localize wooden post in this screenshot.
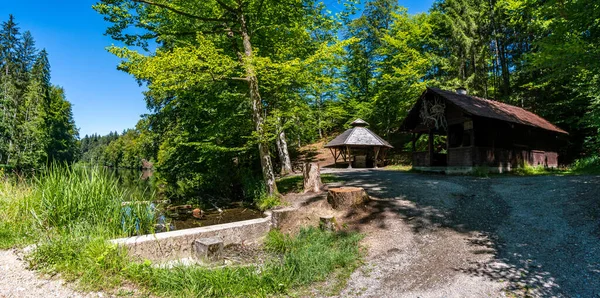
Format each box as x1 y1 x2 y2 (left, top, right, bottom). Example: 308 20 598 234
346 146 352 169
412 133 416 153
428 130 434 166
329 148 337 166
373 147 380 168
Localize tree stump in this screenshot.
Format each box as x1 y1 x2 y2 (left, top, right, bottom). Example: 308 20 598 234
319 216 337 232
327 187 369 209
303 162 323 193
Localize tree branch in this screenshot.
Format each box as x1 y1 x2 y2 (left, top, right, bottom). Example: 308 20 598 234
132 0 230 22
214 0 238 13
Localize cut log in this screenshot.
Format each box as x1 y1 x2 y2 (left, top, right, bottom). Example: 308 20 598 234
327 187 369 209
319 216 337 232
303 162 323 193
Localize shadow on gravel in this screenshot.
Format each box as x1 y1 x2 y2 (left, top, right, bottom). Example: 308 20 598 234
331 170 600 297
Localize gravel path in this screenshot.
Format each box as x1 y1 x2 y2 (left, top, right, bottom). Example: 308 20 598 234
0 250 105 298
327 170 600 297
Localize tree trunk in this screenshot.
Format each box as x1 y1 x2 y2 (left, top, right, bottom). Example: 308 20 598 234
317 94 323 139
276 119 293 175
498 40 510 96
303 162 322 193
239 11 278 195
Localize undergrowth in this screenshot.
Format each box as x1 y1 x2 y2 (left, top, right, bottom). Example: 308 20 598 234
569 156 600 174
276 174 342 194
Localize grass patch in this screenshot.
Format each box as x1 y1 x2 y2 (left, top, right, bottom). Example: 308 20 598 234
124 228 363 297
384 164 413 172
277 174 342 194
509 164 565 176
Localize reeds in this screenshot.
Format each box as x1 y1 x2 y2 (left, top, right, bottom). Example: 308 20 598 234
1 165 156 247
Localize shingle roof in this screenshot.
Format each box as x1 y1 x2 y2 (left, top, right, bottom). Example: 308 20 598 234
350 118 369 127
428 87 568 134
325 120 393 148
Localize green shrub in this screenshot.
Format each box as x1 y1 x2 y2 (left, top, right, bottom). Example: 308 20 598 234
256 194 281 211
511 164 559 176
570 156 600 174
472 166 490 177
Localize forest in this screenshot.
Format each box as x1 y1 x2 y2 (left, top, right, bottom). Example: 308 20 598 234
0 15 79 170
86 0 600 201
2 0 599 202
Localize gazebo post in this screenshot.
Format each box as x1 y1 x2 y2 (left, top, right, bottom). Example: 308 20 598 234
374 147 380 168
329 148 338 166
346 146 352 169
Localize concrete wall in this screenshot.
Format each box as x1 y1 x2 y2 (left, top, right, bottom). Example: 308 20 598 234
111 215 273 262
110 208 302 263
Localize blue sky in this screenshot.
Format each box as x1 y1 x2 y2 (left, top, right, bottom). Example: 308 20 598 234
0 0 433 137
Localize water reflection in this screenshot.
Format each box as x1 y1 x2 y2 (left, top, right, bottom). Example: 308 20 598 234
112 169 263 232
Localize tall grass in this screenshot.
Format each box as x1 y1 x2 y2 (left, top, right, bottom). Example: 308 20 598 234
0 165 156 249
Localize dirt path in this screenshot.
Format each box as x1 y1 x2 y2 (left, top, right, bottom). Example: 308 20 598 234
0 250 103 298
319 170 600 297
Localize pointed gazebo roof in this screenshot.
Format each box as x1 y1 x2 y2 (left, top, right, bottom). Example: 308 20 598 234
324 119 393 148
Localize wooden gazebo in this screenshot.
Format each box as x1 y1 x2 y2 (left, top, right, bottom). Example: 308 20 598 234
324 119 393 168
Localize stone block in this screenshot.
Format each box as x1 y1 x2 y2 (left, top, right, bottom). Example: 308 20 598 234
319 216 337 232
192 237 223 262
270 207 297 229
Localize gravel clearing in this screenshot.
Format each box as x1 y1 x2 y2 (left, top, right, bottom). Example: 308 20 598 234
0 249 106 298
323 170 600 297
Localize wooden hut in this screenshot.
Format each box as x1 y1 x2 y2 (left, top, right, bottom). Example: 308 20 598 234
325 119 393 168
401 87 568 173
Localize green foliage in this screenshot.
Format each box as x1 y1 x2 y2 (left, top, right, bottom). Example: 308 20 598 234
256 194 282 211
472 166 490 177
501 164 564 176
276 174 342 194
570 156 600 175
